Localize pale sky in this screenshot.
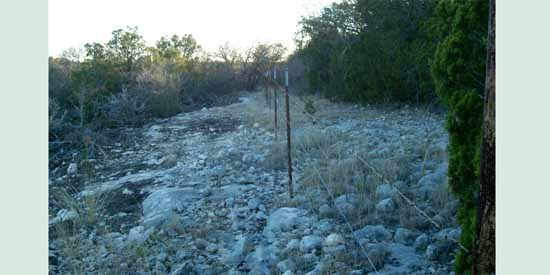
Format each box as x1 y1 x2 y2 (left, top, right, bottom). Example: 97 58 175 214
49 0 338 57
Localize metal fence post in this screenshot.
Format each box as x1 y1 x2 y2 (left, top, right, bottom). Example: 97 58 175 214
284 67 293 199
274 83 278 139
264 70 270 108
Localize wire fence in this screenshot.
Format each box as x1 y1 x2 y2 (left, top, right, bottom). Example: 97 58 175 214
256 64 465 273
257 66 293 198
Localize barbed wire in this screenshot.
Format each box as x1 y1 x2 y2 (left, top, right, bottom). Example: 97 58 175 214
260 65 469 260
313 167 382 275
356 155 470 253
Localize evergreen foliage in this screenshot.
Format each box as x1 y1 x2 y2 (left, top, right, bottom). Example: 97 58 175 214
295 0 437 103
430 1 488 273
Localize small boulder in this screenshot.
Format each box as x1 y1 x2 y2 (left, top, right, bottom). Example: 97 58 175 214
127 225 153 245
425 240 455 262
434 227 461 243
300 235 323 253
354 225 392 244
67 163 77 174
365 243 390 269
393 228 417 245
425 244 438 260
375 184 396 199
322 233 345 255
206 243 218 253
323 233 345 247
247 198 261 210
334 194 359 216
49 208 79 226
224 235 254 265
159 154 178 168
195 239 208 250
417 164 448 198
317 219 334 234
375 198 395 212
263 208 314 240
286 239 300 251
277 258 296 273
414 234 429 251
318 204 334 218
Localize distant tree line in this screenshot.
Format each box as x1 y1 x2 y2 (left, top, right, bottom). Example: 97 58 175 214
292 0 491 273
49 27 285 149
292 0 436 104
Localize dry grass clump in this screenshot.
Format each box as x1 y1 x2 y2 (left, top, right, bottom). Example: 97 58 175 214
430 181 453 210
242 99 274 129
263 140 287 171
319 248 364 275
50 188 112 236
264 126 350 172
294 128 348 158
242 92 341 136
50 185 165 274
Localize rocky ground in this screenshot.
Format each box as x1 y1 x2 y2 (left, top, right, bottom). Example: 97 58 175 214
49 91 460 275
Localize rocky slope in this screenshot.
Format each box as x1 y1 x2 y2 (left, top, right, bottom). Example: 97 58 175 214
49 92 459 275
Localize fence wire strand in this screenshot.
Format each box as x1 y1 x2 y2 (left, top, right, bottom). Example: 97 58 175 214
314 167 382 275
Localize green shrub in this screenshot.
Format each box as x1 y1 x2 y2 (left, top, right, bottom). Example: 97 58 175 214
430 0 488 273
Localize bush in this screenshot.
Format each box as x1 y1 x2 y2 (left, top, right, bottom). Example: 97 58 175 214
149 89 183 118
103 88 149 127
295 0 437 104
430 0 489 273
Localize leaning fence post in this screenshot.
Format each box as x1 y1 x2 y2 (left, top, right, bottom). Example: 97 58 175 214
284 66 293 199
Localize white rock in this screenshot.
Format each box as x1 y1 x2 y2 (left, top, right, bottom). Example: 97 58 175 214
263 208 315 240
59 209 78 221
334 194 359 216
434 227 461 243
142 188 200 228
67 163 77 174
206 243 218 253
127 226 152 245
300 235 322 253
417 164 448 198
255 211 267 221
376 198 395 212
277 259 296 273
323 233 344 247
245 245 277 274
247 198 261 210
414 234 429 251
354 225 392 243
50 209 79 225
225 236 254 265
286 239 300 251
375 183 397 199
426 244 438 260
